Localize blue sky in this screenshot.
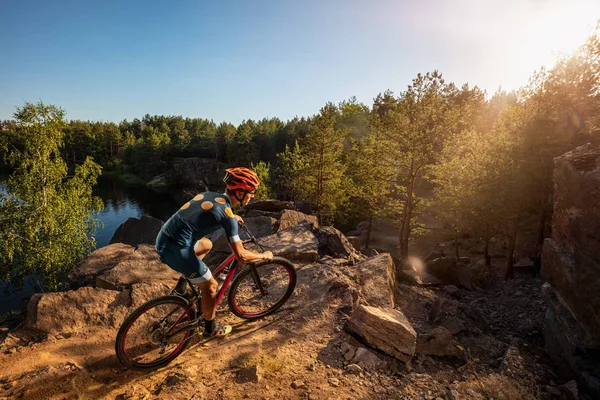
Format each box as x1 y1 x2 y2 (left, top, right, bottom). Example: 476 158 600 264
1 0 599 124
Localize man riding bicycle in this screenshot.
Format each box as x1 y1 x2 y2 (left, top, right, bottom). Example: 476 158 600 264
155 167 274 338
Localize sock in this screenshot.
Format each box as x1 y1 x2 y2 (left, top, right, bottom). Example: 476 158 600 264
205 318 215 333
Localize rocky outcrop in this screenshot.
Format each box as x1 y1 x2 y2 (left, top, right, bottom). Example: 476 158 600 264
541 143 600 398
315 226 359 260
95 245 179 290
243 200 295 213
256 221 319 262
416 326 465 359
67 244 135 289
345 305 416 363
109 216 163 247
355 254 396 308
25 287 129 334
425 257 472 290
277 209 318 232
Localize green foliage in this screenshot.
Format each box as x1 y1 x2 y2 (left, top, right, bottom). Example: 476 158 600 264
0 101 103 290
250 160 273 200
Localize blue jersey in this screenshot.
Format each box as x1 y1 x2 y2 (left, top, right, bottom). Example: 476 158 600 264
160 191 240 247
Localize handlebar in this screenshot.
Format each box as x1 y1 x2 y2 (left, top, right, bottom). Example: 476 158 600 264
240 223 266 252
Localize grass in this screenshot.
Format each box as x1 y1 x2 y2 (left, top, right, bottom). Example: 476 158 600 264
0 310 20 325
229 349 287 375
461 373 537 400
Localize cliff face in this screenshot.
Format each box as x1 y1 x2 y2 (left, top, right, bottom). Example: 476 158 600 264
542 143 600 397
147 157 228 190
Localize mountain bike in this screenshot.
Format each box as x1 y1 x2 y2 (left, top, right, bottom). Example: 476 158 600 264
115 225 297 370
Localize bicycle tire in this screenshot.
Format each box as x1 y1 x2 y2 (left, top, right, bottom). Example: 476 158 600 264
115 295 195 370
227 257 296 320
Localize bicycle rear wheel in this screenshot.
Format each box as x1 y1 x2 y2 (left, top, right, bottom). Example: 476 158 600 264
115 295 195 370
228 257 296 320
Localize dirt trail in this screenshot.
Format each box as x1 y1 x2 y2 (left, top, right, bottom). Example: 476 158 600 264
0 249 571 400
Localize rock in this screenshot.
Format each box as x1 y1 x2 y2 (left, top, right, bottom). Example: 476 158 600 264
315 226 357 259
290 380 305 389
416 327 465 359
355 254 397 308
345 364 363 375
25 287 128 334
458 257 470 264
340 342 356 361
352 347 386 371
439 316 466 335
328 378 340 387
545 385 562 396
236 366 262 383
207 216 278 252
442 285 460 298
542 143 600 340
345 305 416 363
129 282 172 309
559 380 578 400
463 304 491 332
425 257 472 290
346 236 361 252
398 270 442 286
541 144 600 399
67 243 135 289
544 284 600 397
109 216 163 247
96 245 179 290
277 209 318 232
425 251 444 263
243 200 295 212
254 221 319 261
146 173 169 188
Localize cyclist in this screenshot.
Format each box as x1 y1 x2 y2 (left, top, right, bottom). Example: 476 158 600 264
155 167 274 337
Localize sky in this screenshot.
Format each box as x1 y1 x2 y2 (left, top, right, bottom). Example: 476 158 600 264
1 0 599 124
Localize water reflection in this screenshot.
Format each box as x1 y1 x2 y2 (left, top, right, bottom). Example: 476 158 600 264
93 176 181 247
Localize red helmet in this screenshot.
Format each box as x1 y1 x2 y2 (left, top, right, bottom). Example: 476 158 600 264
223 167 260 192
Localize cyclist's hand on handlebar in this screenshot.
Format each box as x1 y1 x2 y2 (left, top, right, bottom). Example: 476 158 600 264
234 215 244 226
262 251 274 262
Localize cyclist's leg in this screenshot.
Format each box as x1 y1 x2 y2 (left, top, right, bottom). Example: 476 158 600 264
193 237 212 260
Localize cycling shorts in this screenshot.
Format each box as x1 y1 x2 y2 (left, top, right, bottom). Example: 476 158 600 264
155 231 213 283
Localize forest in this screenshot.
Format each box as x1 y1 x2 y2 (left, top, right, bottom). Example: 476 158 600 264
1 30 599 288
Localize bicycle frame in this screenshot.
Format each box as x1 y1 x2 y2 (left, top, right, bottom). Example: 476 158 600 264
167 225 266 336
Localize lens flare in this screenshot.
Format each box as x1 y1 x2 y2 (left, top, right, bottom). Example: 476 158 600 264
569 112 583 130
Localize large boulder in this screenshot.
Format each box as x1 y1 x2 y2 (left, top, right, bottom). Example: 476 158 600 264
109 216 163 247
257 221 319 262
67 243 135 289
315 226 357 259
25 287 129 334
243 200 295 213
425 257 472 290
207 216 278 253
345 305 416 363
541 143 600 398
355 254 396 308
544 283 600 396
542 144 600 341
416 326 465 359
277 209 318 232
96 245 179 291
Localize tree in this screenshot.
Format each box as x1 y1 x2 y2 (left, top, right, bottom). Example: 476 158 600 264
0 102 103 290
296 104 348 224
250 160 273 200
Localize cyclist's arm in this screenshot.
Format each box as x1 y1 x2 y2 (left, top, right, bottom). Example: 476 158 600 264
216 204 272 263
229 240 273 264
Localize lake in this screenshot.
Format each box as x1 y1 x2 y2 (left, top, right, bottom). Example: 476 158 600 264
0 174 182 313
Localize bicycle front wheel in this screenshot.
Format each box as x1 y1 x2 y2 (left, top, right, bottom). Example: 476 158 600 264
115 295 195 370
228 257 296 320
